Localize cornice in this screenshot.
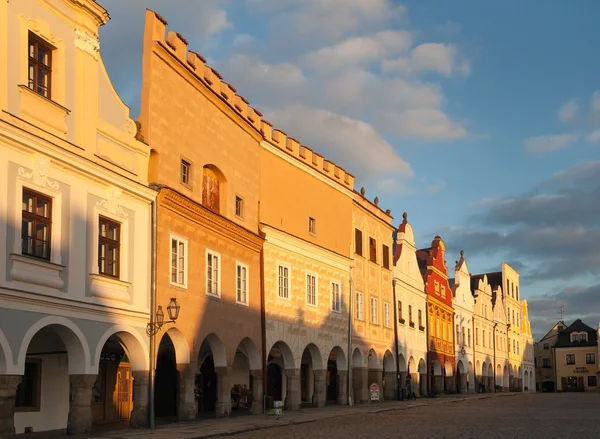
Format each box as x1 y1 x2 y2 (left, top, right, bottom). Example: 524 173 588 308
160 188 264 252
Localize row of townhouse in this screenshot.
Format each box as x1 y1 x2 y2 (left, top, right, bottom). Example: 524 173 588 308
0 2 535 438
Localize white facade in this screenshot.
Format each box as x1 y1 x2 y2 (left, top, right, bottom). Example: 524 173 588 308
451 252 475 393
393 214 428 396
0 0 154 436
520 300 535 392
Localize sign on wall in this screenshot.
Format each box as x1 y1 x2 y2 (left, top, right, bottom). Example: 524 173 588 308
370 383 380 402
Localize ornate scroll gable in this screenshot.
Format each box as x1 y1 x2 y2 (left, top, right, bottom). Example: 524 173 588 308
74 28 100 60
96 186 128 217
18 154 60 190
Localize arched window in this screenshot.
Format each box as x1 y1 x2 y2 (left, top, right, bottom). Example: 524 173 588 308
202 166 220 213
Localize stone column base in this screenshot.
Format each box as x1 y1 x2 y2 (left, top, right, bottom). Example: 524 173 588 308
250 369 263 415
312 370 326 408
67 374 96 435
215 367 232 418
0 376 21 439
285 369 301 411
177 363 197 421
130 371 149 428
337 372 348 405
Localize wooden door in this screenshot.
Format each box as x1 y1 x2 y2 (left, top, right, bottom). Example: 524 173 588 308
577 376 585 391
117 366 132 419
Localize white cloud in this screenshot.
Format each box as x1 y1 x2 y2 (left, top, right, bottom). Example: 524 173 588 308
264 105 414 181
591 90 600 114
383 108 470 140
523 133 580 156
302 30 413 71
558 99 579 122
587 130 600 143
382 43 471 78
424 179 447 194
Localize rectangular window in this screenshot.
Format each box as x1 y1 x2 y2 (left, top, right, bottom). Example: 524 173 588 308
331 281 341 313
206 250 220 296
278 265 289 299
588 375 597 387
15 360 41 410
181 159 191 185
586 353 596 364
235 196 244 218
482 330 486 347
542 358 551 368
370 297 378 324
22 188 52 260
369 237 377 263
566 354 575 365
308 217 316 234
476 328 479 345
456 324 460 344
462 327 466 347
236 263 248 305
418 309 423 329
384 302 391 328
28 33 52 98
306 274 316 306
382 245 390 269
398 301 403 323
170 236 187 286
354 229 363 256
467 328 471 347
356 292 364 320
98 217 120 278
408 305 413 325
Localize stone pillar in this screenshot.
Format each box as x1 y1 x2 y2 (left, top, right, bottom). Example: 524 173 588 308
459 373 467 394
130 371 149 428
337 371 347 405
433 375 444 394
285 369 301 411
177 363 197 421
0 376 21 439
352 367 368 403
444 376 455 394
312 370 326 407
384 371 397 400
410 373 419 396
419 373 427 397
215 367 232 418
67 374 96 435
250 369 263 415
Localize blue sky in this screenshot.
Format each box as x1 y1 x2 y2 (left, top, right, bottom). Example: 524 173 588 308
98 0 600 339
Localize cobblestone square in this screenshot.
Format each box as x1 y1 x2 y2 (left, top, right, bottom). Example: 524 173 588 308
231 394 600 439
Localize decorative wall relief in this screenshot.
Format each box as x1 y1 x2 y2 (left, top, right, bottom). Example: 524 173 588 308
18 154 60 190
96 186 128 217
74 28 100 60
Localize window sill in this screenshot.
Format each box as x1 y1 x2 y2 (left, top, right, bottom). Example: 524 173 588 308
236 300 249 307
14 406 40 413
89 273 131 303
206 292 221 300
10 253 65 289
331 309 341 314
18 85 69 138
399 318 405 325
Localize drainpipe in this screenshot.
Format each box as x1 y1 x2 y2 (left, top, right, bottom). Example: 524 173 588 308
148 185 161 429
347 267 353 406
493 322 497 393
392 279 401 400
259 205 267 415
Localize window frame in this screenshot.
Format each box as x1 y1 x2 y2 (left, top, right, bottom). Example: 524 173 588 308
15 359 42 412
331 280 341 313
384 302 391 328
370 297 378 324
235 195 244 219
235 261 249 306
169 234 188 288
180 159 192 186
277 263 291 300
206 248 222 298
587 375 597 387
308 217 316 235
369 237 377 263
354 228 363 256
355 291 364 320
586 353 596 365
98 216 121 278
306 272 318 307
382 244 390 269
21 187 53 261
28 32 53 99
566 354 576 365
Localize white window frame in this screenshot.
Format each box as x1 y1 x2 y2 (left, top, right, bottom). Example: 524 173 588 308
236 261 249 306
384 302 391 328
235 195 244 219
356 291 364 320
206 248 221 298
308 217 316 235
277 262 291 300
331 280 341 313
370 297 378 324
169 233 188 288
306 272 318 307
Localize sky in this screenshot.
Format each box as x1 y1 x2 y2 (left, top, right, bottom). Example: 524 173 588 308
97 0 600 340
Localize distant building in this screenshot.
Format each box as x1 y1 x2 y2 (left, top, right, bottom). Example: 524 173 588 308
534 321 566 392
553 319 598 392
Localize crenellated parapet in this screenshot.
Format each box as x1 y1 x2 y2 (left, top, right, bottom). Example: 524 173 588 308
145 9 355 192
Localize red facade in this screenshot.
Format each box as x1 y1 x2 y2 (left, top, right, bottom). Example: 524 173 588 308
417 236 456 394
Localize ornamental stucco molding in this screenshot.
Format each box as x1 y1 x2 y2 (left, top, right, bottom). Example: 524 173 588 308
96 186 128 217
18 154 60 190
74 28 99 60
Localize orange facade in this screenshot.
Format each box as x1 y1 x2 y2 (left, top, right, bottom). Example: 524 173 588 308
417 236 455 394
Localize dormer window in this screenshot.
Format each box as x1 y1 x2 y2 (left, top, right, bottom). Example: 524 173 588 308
28 33 53 98
571 332 588 343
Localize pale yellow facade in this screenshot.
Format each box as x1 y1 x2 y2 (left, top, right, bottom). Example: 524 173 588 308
520 300 535 391
259 125 355 409
502 263 523 388
472 275 495 391
350 192 395 402
555 346 598 392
